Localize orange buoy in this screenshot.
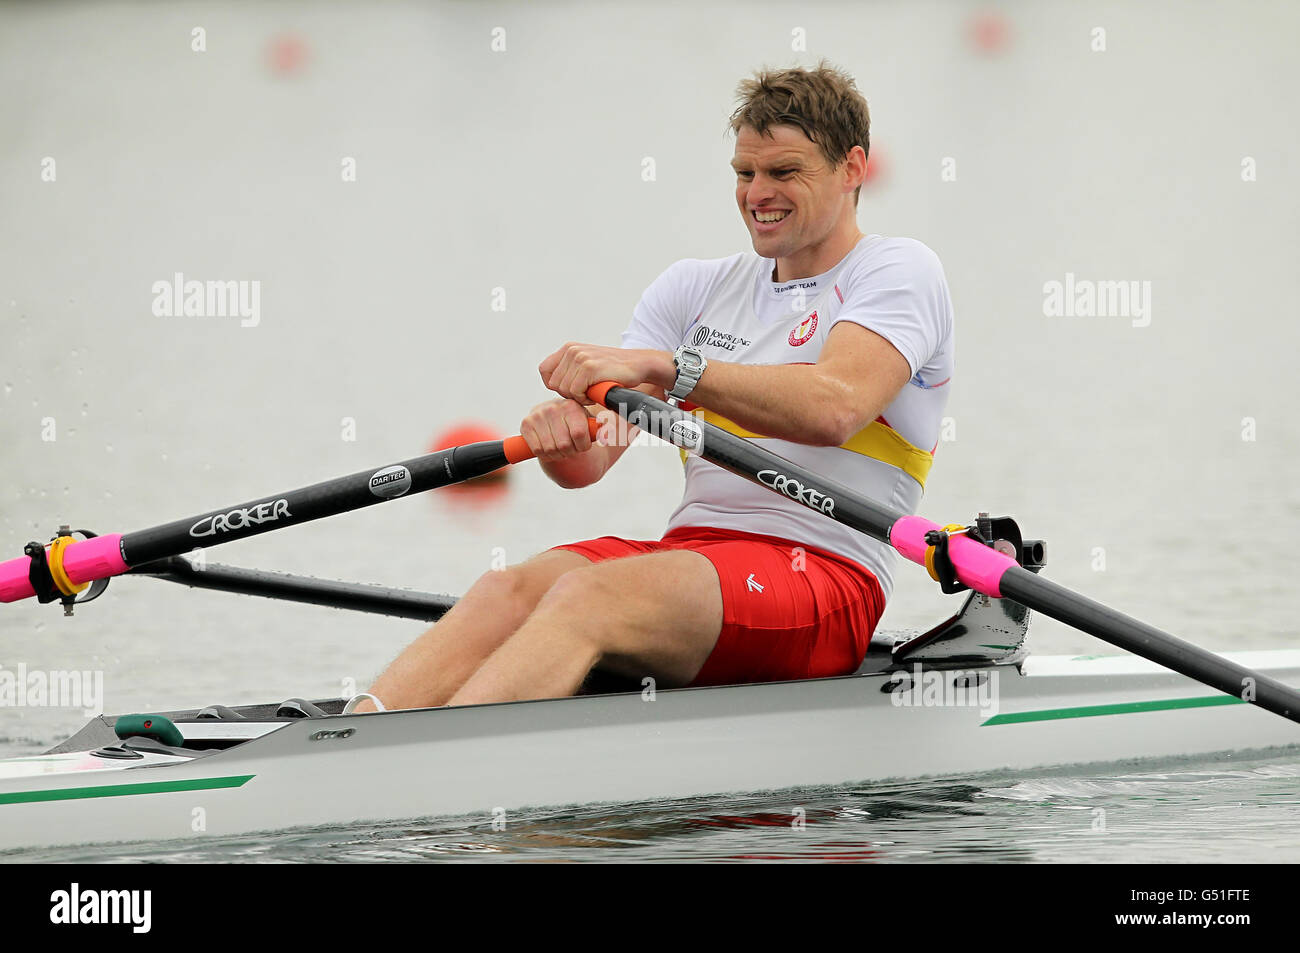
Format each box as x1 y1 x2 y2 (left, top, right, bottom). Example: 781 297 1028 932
267 32 309 76
863 145 885 187
430 422 511 486
430 422 505 453
968 11 1012 55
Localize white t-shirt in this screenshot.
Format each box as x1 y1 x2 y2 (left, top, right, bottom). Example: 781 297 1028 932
621 234 954 597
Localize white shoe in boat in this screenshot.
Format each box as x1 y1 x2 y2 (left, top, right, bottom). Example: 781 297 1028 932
341 692 387 714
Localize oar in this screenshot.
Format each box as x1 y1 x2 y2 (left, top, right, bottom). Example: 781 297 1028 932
585 382 1300 726
130 557 458 622
0 420 599 605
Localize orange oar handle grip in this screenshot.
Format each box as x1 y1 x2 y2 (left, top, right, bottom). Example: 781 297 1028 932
586 381 619 407
501 416 602 464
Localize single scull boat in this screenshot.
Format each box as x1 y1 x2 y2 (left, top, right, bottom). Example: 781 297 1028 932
0 384 1295 852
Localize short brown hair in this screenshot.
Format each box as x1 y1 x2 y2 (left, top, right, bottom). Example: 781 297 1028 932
727 60 871 205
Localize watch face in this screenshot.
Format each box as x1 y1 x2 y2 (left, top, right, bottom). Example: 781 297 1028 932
680 351 704 371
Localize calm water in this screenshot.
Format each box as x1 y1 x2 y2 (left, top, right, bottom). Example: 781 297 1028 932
8 750 1300 863
3 1 1300 862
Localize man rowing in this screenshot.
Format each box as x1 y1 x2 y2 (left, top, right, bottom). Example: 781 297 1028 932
358 61 954 711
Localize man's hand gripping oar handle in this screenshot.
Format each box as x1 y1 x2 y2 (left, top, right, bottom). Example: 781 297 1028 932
501 417 601 464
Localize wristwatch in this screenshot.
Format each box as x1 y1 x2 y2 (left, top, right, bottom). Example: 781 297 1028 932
669 346 707 400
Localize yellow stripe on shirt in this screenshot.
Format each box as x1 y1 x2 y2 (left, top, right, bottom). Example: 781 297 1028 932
688 408 934 488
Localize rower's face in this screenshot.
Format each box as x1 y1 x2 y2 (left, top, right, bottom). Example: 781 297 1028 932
732 124 854 261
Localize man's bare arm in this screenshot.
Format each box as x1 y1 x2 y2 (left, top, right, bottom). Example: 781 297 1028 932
539 322 912 449
685 322 912 446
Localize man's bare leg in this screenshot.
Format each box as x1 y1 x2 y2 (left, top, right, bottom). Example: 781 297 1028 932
446 550 724 706
356 549 592 711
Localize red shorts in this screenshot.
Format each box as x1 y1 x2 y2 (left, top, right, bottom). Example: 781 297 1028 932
551 526 885 687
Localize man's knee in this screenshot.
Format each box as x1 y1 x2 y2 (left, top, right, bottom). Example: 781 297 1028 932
531 557 649 621
466 550 589 611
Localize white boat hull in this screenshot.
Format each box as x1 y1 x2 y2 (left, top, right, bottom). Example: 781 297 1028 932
3 650 1299 853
